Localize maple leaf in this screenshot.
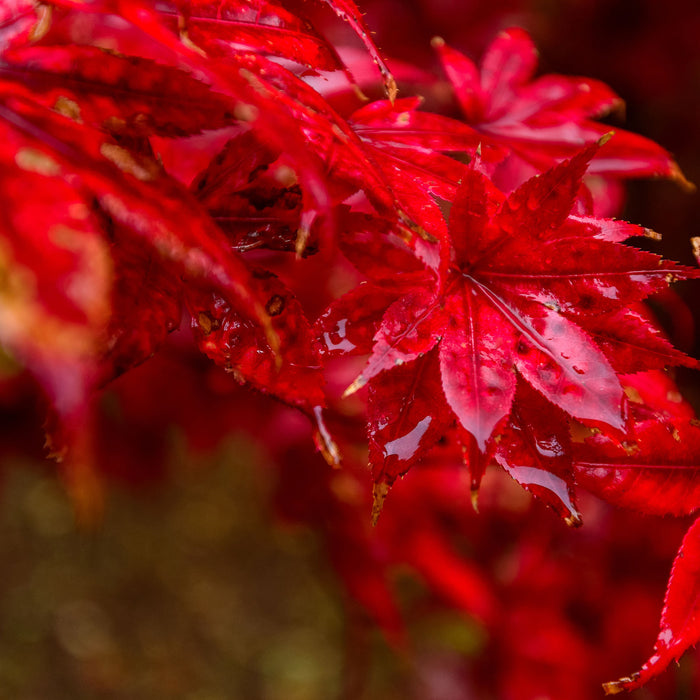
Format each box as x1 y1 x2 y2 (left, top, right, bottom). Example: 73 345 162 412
319 140 697 515
0 74 287 506
173 0 346 73
0 44 241 137
604 514 700 694
574 370 700 517
433 28 693 190
316 0 397 101
187 268 340 465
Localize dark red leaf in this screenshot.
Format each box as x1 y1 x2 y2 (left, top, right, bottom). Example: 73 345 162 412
496 382 580 526
585 307 698 374
575 371 700 517
100 235 182 384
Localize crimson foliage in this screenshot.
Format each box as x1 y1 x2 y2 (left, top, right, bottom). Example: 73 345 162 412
1 1 699 695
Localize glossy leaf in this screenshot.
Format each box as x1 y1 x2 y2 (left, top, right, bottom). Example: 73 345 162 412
368 351 452 490
317 0 397 101
438 285 516 451
346 288 444 395
188 269 326 413
496 383 580 526
175 0 345 72
333 143 696 497
316 282 402 358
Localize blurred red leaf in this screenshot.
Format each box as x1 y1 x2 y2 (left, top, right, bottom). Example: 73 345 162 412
604 515 700 694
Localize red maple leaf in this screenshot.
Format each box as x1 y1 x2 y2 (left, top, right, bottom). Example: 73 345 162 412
604 514 700 694
319 139 697 517
575 370 700 518
433 28 693 192
2 3 700 693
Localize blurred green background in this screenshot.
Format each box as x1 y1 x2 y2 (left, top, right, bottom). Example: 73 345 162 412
0 440 354 700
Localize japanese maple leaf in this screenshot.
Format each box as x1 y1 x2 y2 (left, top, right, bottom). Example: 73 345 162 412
604 514 700 694
320 139 697 506
0 73 290 506
574 370 700 517
186 268 340 465
0 44 242 138
169 0 346 73
433 28 692 190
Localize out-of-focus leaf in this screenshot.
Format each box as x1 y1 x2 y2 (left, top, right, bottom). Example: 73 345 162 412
435 28 692 190
0 44 239 137
604 515 700 694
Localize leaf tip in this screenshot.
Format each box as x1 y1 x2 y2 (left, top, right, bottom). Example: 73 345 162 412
313 406 341 467
255 299 281 361
691 237 700 265
398 210 437 243
295 226 310 258
601 681 623 695
371 481 390 526
670 161 696 193
386 75 399 105
470 487 480 513
30 4 53 42
598 131 616 147
179 28 207 58
351 84 371 103
343 375 366 398
565 512 583 528
602 673 640 695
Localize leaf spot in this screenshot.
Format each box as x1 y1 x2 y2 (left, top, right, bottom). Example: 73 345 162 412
265 294 285 317
15 148 61 177
197 312 213 335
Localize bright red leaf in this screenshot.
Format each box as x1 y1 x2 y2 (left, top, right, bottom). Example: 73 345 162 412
321 141 697 508
0 3 699 695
